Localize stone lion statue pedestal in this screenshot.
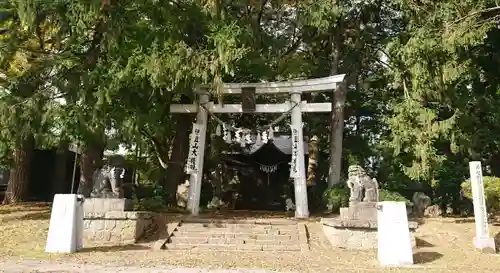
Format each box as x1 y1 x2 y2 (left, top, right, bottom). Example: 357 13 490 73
83 158 133 215
340 201 378 222
82 157 164 245
321 165 419 250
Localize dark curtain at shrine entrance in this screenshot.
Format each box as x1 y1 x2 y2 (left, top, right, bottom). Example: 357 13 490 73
227 141 296 211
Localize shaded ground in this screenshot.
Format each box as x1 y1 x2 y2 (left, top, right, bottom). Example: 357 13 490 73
1 203 500 273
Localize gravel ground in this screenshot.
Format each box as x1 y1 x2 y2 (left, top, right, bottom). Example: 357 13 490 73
0 260 296 273
1 204 500 273
1 222 499 273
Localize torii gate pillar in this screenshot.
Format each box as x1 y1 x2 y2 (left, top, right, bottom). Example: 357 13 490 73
186 91 209 216
290 92 309 218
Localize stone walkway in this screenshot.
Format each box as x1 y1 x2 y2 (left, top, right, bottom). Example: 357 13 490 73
0 260 295 273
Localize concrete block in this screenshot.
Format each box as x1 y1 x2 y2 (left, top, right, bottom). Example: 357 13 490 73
46 194 84 253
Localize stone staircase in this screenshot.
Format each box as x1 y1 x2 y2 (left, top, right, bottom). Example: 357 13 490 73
164 217 309 251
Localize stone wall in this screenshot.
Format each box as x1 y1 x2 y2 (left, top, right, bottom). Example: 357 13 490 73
321 219 418 250
83 211 167 244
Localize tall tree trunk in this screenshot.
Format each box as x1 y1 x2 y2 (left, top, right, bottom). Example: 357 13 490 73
163 96 194 205
77 134 105 197
327 25 345 187
71 3 109 198
3 135 35 204
328 86 347 187
52 138 69 195
307 136 319 186
328 18 364 187
488 153 500 176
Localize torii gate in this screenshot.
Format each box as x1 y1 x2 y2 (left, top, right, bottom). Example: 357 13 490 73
170 75 345 218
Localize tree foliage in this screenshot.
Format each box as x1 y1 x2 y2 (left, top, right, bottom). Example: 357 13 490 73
0 0 500 211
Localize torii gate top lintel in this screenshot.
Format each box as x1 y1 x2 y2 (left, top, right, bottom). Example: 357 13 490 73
194 74 345 95
171 74 346 114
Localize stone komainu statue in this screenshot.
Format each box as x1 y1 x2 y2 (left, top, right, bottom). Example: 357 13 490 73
346 165 379 202
90 155 126 198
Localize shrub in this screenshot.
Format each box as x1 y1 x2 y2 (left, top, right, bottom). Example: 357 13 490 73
461 176 500 213
379 188 412 206
133 183 168 212
323 185 412 213
322 185 350 213
433 157 470 213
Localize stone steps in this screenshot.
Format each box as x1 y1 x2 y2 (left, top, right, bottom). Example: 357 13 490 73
172 232 298 240
166 243 301 251
175 228 296 235
170 237 298 245
164 217 307 251
177 224 298 233
181 217 296 225
178 226 297 232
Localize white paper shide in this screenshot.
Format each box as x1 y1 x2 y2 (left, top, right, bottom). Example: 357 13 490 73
290 124 300 178
186 123 205 174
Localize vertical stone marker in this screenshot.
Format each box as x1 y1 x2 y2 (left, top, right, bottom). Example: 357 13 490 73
468 161 496 253
45 194 85 253
377 201 414 266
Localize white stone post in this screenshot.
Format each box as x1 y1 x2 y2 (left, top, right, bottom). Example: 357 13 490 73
187 91 209 216
290 92 309 218
377 201 414 266
468 161 496 252
45 194 84 253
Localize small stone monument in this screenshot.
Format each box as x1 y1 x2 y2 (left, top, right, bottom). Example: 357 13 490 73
412 192 431 217
321 165 418 250
176 180 190 208
468 161 496 253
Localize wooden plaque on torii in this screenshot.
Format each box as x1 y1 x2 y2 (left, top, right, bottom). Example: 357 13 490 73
241 87 256 113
